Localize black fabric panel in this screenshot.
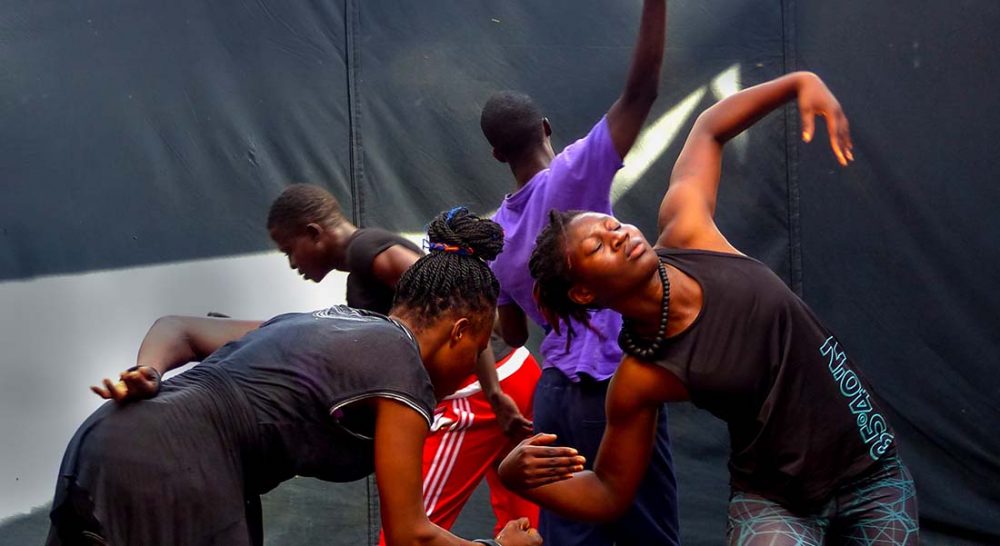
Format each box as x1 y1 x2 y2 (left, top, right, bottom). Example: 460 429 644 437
795 0 1000 541
0 0 352 280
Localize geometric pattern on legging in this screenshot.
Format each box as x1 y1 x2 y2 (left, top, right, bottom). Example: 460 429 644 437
727 457 918 545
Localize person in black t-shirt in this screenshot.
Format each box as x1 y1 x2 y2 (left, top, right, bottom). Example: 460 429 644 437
499 73 919 545
48 210 544 546
266 185 541 537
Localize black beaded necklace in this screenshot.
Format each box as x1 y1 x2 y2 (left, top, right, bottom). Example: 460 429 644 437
618 261 670 360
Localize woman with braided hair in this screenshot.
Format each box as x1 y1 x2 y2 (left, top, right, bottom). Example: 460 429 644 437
498 72 919 544
46 209 545 546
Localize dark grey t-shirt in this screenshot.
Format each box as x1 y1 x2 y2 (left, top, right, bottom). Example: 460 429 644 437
203 306 436 493
650 248 895 509
344 228 423 315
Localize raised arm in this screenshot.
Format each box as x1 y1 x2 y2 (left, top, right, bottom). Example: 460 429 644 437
91 316 261 400
499 357 686 520
374 398 541 546
657 71 853 251
606 0 667 157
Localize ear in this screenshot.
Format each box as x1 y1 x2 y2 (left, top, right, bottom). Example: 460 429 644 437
492 147 508 164
304 222 324 242
542 118 552 137
567 284 595 306
449 317 472 345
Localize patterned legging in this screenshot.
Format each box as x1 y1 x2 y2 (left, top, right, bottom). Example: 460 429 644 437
727 455 918 545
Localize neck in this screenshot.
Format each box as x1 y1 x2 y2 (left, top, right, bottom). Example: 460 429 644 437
613 267 665 336
329 221 358 271
509 146 555 189
389 313 448 399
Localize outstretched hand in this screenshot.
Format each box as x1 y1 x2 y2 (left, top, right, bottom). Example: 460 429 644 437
797 73 854 166
495 517 542 546
90 366 161 402
498 433 586 490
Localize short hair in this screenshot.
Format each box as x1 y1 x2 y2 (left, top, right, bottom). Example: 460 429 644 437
266 184 346 232
393 207 504 329
528 209 591 343
480 91 545 159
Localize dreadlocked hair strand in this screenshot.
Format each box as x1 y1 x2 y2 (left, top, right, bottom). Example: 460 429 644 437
393 207 503 329
529 209 592 345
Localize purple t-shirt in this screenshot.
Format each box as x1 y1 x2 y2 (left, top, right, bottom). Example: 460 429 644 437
491 117 625 381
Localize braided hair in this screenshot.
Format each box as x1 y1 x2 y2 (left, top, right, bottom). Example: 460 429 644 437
393 207 504 329
528 209 592 344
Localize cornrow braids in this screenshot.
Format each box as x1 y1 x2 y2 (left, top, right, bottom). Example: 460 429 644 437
528 209 593 345
267 184 346 233
393 208 503 329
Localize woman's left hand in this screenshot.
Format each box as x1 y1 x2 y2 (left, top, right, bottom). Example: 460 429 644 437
498 433 586 490
90 366 161 402
796 72 854 166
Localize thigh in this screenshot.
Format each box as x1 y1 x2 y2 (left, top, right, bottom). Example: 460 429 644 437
831 456 919 545
727 491 827 546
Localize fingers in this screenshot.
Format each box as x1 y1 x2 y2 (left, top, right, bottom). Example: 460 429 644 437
523 432 559 447
98 378 128 401
824 112 849 166
90 385 112 399
801 108 815 143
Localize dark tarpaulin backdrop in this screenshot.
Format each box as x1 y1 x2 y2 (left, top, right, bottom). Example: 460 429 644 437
1 0 997 544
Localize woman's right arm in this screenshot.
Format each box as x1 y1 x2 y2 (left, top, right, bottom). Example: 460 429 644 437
656 71 853 251
91 315 261 400
373 398 541 546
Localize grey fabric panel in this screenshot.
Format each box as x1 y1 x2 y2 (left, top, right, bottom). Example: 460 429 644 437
0 0 352 280
794 0 1000 541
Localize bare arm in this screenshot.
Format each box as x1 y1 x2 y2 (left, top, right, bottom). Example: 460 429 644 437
475 343 533 437
371 244 422 288
497 304 529 348
92 316 261 400
500 357 688 520
606 0 667 157
657 71 853 251
374 398 540 546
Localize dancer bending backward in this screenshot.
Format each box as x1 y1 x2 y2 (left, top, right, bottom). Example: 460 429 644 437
48 210 542 546
266 185 540 538
502 72 919 545
480 0 678 544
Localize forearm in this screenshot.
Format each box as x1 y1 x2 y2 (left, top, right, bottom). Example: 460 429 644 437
135 315 258 375
475 346 503 401
695 71 815 143
516 470 628 522
622 0 667 104
135 316 204 375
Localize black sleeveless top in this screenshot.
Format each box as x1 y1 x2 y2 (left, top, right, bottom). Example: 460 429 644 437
652 248 895 509
203 306 436 494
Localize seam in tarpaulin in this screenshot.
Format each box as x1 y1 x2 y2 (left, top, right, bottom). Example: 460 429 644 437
781 0 803 297
345 0 365 227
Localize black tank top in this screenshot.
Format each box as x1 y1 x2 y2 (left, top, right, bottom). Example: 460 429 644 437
202 306 437 494
653 248 895 509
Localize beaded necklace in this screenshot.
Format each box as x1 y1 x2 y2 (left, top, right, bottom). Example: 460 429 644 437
618 261 670 360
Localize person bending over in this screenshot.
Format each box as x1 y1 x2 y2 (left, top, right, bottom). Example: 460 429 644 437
47 209 545 546
267 186 541 537
500 72 919 545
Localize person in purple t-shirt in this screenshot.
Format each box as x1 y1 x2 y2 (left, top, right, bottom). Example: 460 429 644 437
480 1 679 545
